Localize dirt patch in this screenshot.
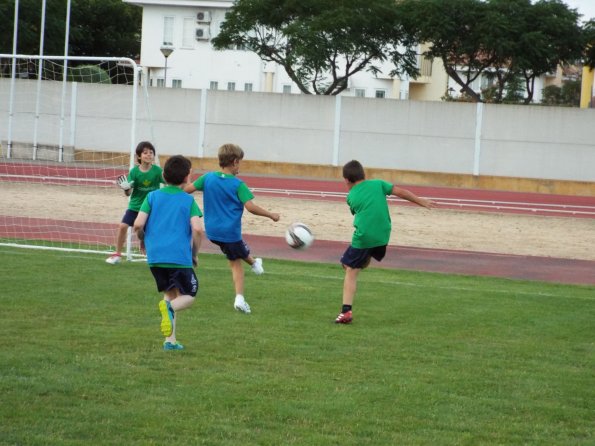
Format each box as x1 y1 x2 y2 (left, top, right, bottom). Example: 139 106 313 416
1 182 593 261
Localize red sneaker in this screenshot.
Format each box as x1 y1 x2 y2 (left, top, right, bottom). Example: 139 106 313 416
335 310 353 324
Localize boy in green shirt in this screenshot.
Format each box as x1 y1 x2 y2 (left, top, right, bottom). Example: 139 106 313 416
335 160 435 324
106 141 164 264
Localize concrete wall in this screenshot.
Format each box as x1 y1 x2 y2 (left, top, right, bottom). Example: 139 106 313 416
1 79 594 186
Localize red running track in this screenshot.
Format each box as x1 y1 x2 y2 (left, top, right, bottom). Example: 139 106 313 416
1 164 594 285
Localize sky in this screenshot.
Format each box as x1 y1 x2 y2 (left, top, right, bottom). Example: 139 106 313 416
561 0 595 22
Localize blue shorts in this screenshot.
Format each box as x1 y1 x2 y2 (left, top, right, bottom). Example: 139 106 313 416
121 209 139 226
340 245 387 269
210 239 250 261
150 267 199 296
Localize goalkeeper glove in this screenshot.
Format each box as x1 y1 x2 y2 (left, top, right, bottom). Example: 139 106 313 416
116 175 134 191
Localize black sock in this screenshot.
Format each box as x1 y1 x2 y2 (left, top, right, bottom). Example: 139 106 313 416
341 305 352 313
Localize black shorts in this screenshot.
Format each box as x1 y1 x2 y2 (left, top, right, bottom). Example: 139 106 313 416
340 245 387 269
121 209 139 226
210 239 250 261
150 267 199 296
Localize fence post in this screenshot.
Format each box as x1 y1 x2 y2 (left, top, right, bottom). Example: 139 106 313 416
473 102 484 176
332 95 342 166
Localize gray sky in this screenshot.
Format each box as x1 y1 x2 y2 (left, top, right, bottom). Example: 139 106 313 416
562 0 595 22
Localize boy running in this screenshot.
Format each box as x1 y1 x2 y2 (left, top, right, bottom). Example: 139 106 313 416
133 155 203 351
185 143 280 314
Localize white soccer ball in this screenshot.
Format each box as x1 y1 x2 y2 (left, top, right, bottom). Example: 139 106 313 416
285 222 314 250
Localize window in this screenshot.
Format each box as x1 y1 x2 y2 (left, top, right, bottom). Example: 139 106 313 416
282 85 292 94
156 78 165 87
163 17 174 46
375 89 386 98
172 79 182 88
182 18 195 48
209 81 218 90
355 88 366 97
244 83 253 92
227 82 236 91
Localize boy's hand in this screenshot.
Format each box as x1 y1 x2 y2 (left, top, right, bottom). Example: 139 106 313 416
419 198 436 209
270 213 280 222
116 175 134 191
192 256 198 267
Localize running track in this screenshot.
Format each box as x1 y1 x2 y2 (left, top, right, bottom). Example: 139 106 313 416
1 162 594 285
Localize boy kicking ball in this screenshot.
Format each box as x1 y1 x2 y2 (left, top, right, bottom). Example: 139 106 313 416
134 155 203 350
335 160 435 324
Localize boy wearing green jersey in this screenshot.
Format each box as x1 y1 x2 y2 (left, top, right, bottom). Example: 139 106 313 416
106 141 164 264
335 160 435 324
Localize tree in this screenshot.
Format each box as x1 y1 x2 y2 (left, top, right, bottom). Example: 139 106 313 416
399 0 493 102
212 0 419 95
584 19 595 68
516 0 584 104
0 0 141 58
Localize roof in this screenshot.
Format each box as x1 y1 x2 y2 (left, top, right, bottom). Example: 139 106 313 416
123 0 233 7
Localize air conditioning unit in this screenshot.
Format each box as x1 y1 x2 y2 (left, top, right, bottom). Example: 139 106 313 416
196 11 211 22
196 26 210 40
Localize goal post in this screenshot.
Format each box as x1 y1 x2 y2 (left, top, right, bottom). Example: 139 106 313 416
0 54 153 260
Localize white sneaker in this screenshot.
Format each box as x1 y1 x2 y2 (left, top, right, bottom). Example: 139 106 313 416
234 296 251 314
105 254 121 265
251 258 264 275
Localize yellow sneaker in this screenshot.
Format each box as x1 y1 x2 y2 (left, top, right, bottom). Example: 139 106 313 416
158 300 174 337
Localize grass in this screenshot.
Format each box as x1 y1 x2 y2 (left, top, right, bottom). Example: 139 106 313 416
0 246 593 445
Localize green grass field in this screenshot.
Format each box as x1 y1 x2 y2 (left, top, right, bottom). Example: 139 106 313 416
1 246 593 445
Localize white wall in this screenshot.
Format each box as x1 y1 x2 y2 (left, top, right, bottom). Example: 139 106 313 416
1 79 594 182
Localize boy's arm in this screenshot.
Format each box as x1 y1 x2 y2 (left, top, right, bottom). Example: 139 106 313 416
133 211 149 252
190 216 203 266
244 200 280 222
391 185 435 209
184 182 197 194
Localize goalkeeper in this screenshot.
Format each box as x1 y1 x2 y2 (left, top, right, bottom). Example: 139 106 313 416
106 141 164 264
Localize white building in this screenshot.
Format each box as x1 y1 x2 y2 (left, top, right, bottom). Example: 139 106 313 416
123 0 559 103
122 0 448 100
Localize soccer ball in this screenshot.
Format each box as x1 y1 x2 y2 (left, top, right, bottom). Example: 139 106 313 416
285 222 314 250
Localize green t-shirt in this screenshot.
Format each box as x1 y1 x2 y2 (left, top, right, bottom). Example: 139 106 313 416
346 179 394 249
127 164 164 211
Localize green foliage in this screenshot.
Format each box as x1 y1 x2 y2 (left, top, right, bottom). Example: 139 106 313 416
584 19 595 68
67 64 111 84
212 0 418 95
541 80 582 107
1 247 594 444
0 0 141 58
399 0 584 104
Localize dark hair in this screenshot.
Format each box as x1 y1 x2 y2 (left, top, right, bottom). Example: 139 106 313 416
163 155 192 185
218 143 244 168
135 141 156 164
343 160 365 183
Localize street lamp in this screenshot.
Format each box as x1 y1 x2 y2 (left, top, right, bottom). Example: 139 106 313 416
160 46 174 87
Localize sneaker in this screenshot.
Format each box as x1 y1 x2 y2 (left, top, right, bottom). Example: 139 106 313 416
251 258 264 275
158 300 174 337
335 310 353 324
105 254 121 265
234 296 251 314
163 341 184 351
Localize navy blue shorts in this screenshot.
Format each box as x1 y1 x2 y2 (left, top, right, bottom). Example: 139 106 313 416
210 239 251 261
121 209 139 226
150 267 199 296
340 245 387 269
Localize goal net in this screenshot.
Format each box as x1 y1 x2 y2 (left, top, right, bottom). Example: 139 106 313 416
0 54 154 259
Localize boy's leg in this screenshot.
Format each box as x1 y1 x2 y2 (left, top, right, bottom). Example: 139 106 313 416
106 223 129 264
230 259 251 313
335 266 360 324
342 266 361 307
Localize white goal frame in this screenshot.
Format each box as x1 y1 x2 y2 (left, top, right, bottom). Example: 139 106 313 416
0 54 149 260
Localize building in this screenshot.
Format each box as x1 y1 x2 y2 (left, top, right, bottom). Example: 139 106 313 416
122 0 448 100
123 0 563 104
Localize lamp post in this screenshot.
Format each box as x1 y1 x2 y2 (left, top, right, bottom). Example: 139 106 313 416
160 46 174 87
